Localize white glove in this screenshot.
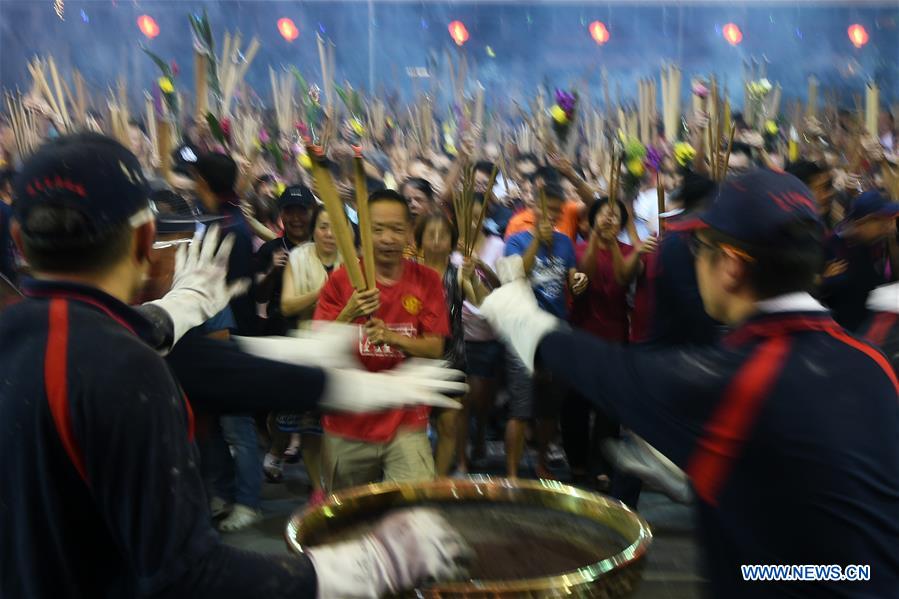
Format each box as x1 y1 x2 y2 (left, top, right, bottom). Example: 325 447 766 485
307 508 471 599
145 225 250 349
321 366 466 412
234 322 359 370
479 256 563 372
867 281 899 314
235 326 468 411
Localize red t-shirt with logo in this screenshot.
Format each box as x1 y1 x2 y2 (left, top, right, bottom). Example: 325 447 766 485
314 260 450 442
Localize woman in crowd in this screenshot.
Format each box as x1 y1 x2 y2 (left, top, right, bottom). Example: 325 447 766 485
564 198 656 488
415 212 481 476
264 206 342 505
451 193 505 474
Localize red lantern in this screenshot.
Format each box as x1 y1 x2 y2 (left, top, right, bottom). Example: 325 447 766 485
723 23 743 46
278 18 299 42
137 15 160 40
448 20 469 46
848 24 869 48
589 21 610 45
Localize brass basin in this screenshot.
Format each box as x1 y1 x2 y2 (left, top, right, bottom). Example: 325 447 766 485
286 477 652 597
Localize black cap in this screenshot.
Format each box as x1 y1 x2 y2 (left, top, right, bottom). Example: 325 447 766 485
278 184 316 211
13 133 149 236
689 169 823 252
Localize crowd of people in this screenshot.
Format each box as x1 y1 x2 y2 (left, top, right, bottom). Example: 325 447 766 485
1 57 899 596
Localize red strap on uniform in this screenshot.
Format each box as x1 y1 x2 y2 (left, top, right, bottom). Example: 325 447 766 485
826 326 899 396
45 299 89 484
863 312 898 349
686 335 792 506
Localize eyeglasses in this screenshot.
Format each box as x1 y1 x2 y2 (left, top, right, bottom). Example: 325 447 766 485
152 238 193 250
688 233 756 263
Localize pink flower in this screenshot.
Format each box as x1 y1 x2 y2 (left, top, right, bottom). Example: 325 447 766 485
259 129 270 144
170 60 180 77
692 82 709 98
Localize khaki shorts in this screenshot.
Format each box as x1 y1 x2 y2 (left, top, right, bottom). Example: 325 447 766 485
323 428 436 492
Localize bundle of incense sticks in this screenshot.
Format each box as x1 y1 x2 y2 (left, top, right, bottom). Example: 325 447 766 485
144 91 159 166
706 80 736 183
865 82 879 138
638 78 657 147
27 57 70 133
195 51 208 122
306 142 366 291
5 92 40 160
806 76 818 120
219 32 260 118
234 110 262 160
607 144 622 205
353 149 376 290
317 34 336 119
660 64 682 142
270 67 295 137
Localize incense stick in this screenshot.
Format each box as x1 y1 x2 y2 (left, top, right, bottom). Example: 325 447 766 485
307 144 365 291
354 151 376 290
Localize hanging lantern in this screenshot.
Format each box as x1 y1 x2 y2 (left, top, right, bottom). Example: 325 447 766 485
448 20 469 46
848 24 869 49
723 23 743 46
589 21 610 45
278 17 299 42
137 15 160 40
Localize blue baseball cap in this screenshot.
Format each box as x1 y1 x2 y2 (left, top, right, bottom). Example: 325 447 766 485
690 169 823 251
14 133 150 237
846 190 899 222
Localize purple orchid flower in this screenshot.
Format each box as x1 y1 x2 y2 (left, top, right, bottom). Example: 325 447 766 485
645 145 664 173
555 89 577 116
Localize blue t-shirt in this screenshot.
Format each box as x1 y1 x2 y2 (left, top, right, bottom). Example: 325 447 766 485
505 230 576 318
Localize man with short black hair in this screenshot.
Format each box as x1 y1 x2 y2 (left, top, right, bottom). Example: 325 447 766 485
503 182 587 478
315 189 451 490
482 169 899 597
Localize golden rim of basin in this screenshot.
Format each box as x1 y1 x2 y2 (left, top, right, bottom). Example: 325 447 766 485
285 477 653 597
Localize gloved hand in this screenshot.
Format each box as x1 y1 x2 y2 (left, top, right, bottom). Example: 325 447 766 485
234 321 360 370
867 281 899 314
479 255 563 371
307 508 471 599
145 226 250 349
321 366 466 412
234 325 468 411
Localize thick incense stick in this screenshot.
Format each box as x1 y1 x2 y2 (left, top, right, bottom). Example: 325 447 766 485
865 82 879 138
195 51 208 121
353 151 376 290
468 165 498 257
307 144 365 291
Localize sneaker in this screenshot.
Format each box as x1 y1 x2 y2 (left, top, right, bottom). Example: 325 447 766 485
603 435 692 504
263 453 284 483
209 496 231 519
218 504 263 532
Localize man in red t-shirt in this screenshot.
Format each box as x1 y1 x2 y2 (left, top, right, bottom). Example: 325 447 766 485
314 190 450 490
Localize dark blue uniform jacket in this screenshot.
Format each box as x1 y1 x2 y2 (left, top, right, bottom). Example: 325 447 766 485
538 308 899 597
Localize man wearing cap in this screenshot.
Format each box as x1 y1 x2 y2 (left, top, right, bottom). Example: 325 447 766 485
255 184 315 335
481 169 899 597
0 133 471 598
819 190 899 332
